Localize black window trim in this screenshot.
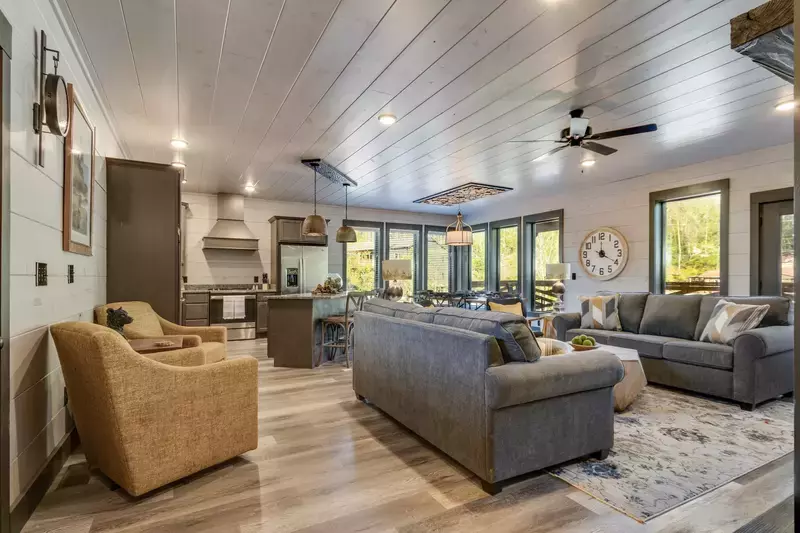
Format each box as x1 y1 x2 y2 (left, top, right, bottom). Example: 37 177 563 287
341 219 385 292
522 209 564 310
422 225 454 292
649 179 730 295
488 217 522 293
467 223 488 291
384 222 424 293
750 187 793 295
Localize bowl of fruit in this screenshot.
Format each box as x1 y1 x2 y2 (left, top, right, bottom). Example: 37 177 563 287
570 334 599 351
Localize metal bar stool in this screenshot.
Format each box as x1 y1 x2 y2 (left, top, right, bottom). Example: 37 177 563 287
318 291 373 368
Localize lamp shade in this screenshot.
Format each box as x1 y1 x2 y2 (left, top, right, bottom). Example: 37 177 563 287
546 263 571 280
336 224 357 243
301 214 327 237
382 259 412 280
445 211 473 246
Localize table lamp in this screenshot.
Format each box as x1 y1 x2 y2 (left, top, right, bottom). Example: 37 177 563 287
382 259 412 301
546 263 571 313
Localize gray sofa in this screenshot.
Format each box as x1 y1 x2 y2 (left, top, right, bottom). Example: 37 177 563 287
554 294 794 409
354 299 624 493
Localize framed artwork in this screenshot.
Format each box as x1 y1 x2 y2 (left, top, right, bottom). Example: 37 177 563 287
63 83 95 255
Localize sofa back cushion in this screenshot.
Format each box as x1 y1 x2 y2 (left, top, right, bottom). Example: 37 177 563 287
94 301 164 338
694 295 792 340
431 307 541 363
618 293 650 333
395 306 440 323
362 299 417 317
639 294 703 340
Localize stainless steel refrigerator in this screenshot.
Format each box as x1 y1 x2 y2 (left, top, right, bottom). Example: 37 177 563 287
279 245 329 294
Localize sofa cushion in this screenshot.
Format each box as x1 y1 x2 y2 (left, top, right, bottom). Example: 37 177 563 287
432 307 541 363
487 301 524 316
199 342 227 364
694 296 792 339
579 294 621 330
662 340 734 370
698 299 770 345
362 299 416 317
565 329 613 345
618 293 649 333
639 294 703 340
395 306 439 323
607 332 685 359
94 301 164 338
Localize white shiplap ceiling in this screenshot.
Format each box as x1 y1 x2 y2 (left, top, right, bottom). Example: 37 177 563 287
60 0 793 214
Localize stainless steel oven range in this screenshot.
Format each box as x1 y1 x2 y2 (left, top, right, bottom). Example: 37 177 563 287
209 292 257 340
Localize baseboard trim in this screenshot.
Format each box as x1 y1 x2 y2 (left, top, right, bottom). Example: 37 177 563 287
10 429 78 533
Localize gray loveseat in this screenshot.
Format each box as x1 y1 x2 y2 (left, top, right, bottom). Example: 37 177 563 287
554 294 794 409
354 299 624 493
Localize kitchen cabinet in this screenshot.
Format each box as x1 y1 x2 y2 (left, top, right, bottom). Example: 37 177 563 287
269 216 328 246
182 292 209 326
257 297 269 334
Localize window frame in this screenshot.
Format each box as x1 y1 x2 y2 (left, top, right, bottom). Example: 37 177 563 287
523 209 564 310
384 223 423 293
422 225 454 292
750 187 793 295
467 223 488 291
649 179 730 295
489 217 522 294
341 220 384 292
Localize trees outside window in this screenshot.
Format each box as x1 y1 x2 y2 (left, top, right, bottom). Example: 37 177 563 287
345 228 381 291
471 230 486 291
426 230 450 292
498 226 518 293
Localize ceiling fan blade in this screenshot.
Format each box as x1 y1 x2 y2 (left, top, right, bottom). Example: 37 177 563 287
581 141 617 156
533 144 569 161
586 123 657 140
508 139 568 143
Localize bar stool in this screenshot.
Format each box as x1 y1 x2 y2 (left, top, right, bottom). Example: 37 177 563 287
318 291 373 368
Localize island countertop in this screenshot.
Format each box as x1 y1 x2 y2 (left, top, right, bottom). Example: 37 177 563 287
261 292 348 300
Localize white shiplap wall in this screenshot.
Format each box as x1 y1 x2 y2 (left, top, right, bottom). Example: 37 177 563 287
468 144 793 312
182 193 453 285
3 0 122 506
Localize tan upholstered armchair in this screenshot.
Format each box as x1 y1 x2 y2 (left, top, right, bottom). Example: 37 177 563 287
95 301 227 363
50 322 258 497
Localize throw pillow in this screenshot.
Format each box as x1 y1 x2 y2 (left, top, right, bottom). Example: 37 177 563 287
488 301 523 316
579 294 622 331
699 299 770 345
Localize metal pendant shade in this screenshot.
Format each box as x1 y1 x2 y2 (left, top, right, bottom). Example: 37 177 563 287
336 183 357 243
302 166 327 237
446 210 473 246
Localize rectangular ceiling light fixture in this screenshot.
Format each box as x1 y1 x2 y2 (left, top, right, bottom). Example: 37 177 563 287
301 158 357 186
414 182 513 206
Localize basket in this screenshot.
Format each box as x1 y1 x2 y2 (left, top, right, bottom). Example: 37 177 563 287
570 342 599 352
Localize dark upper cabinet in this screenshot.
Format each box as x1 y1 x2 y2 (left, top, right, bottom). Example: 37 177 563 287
106 158 181 322
269 216 328 246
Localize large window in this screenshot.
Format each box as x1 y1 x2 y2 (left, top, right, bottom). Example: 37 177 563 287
751 188 794 300
343 222 383 291
651 180 729 295
490 219 520 293
470 226 487 291
386 224 421 297
524 211 563 311
424 227 451 292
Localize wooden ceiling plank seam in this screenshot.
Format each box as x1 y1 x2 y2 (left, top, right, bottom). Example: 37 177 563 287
336 0 767 203
251 0 449 198
117 0 146 122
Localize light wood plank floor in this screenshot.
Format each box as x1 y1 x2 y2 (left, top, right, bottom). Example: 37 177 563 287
22 339 793 532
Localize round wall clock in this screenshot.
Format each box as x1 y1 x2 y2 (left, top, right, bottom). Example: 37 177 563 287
579 227 629 280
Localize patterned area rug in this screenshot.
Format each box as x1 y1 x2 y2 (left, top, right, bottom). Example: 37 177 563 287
549 386 794 522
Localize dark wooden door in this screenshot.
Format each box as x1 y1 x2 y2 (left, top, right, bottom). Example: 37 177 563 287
106 159 181 322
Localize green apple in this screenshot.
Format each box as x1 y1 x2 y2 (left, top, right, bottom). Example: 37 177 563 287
583 339 594 347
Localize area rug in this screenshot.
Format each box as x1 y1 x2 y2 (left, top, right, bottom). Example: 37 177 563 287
548 386 793 522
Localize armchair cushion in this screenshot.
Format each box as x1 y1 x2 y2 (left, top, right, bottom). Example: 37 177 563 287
95 302 164 338
200 342 226 364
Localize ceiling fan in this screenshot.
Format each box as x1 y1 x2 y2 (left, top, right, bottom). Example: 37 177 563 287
510 109 657 159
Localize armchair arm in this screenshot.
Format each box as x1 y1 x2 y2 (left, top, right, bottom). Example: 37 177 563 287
553 313 581 341
158 317 227 344
734 326 794 359
143 346 206 367
485 351 624 409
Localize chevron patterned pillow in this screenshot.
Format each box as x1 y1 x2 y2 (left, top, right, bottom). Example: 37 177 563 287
579 294 622 331
699 299 770 345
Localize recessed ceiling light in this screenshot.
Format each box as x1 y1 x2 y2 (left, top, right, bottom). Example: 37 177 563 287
581 159 596 167
244 183 255 193
378 113 397 126
775 101 797 112
171 160 186 169
171 138 189 149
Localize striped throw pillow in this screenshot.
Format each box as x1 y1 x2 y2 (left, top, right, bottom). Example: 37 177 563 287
579 294 622 331
699 299 770 345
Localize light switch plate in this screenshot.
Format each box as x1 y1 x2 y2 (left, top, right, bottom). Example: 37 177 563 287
67 264 75 284
35 262 48 286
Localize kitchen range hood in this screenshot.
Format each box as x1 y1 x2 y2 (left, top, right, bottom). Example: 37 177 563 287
202 194 259 251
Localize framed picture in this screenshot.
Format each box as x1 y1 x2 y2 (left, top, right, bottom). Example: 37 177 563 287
63 84 95 255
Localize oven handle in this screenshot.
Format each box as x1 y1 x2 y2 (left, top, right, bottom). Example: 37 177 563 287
210 295 257 301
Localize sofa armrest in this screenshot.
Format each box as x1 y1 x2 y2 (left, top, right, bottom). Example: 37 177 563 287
158 317 227 344
485 351 624 409
553 313 581 341
144 346 206 367
734 326 794 359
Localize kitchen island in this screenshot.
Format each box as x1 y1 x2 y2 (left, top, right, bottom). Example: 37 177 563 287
265 292 348 368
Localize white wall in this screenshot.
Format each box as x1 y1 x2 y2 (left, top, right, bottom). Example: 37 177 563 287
468 144 793 312
183 193 453 286
3 0 122 506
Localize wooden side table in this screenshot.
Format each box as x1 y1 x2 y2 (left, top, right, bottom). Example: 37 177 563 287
128 336 186 355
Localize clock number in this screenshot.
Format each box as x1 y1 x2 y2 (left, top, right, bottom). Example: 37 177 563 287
614 259 619 265
592 235 596 243
613 240 619 249
617 249 622 257
599 268 604 275
599 232 605 241
582 251 587 259
585 259 590 267
591 265 595 272
608 266 612 274
585 242 592 250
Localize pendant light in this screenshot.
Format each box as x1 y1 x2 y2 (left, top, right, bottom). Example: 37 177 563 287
302 165 327 237
445 210 473 246
336 183 357 243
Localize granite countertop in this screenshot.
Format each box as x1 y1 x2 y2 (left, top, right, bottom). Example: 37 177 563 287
261 292 348 300
182 288 278 295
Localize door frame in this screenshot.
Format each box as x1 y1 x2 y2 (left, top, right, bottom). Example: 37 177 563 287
522 209 564 311
0 8 10 532
749 188 793 295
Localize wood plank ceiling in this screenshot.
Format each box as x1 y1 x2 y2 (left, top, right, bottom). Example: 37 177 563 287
61 0 794 214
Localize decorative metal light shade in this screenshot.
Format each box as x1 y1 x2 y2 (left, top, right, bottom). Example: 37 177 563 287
336 183 357 243
445 211 473 246
302 165 327 237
